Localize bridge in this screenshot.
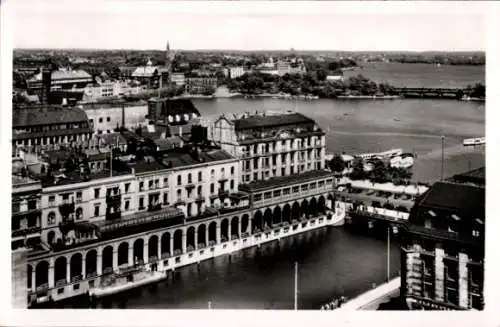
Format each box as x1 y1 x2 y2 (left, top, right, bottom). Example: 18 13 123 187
338 277 401 310
393 87 465 99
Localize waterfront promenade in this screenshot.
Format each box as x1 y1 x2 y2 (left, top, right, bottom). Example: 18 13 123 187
338 277 401 310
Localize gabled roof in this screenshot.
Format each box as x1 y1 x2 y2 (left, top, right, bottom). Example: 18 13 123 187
233 113 315 131
13 106 89 127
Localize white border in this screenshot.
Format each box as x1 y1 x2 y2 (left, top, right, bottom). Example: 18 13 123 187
1 2 498 327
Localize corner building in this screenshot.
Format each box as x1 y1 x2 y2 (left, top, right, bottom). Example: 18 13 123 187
401 168 485 310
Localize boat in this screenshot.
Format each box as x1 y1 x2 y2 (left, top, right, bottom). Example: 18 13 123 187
389 156 414 169
357 148 403 161
463 137 485 146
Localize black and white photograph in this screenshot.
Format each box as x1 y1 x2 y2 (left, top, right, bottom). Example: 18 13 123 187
0 1 498 326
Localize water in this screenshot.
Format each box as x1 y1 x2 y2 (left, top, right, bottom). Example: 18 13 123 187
194 97 485 182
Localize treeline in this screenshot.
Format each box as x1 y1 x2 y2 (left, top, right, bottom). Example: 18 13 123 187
227 72 398 97
388 54 485 66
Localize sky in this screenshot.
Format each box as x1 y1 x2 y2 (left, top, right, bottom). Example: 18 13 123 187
7 1 486 52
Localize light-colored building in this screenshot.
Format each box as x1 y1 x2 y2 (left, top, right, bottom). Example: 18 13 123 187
82 100 149 134
209 111 326 184
171 73 186 86
185 77 218 94
27 68 93 92
132 60 159 88
326 75 343 82
229 66 245 79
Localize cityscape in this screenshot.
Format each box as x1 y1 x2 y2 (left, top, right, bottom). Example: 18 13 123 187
4 1 488 319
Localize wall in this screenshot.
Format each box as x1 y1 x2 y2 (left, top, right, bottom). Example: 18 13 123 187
12 249 28 308
85 105 148 134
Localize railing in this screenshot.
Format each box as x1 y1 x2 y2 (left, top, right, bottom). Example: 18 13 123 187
148 203 162 212
12 226 42 237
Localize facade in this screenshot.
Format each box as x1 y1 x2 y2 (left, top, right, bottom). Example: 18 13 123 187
83 101 149 134
147 98 200 126
27 69 93 93
171 73 186 86
185 77 218 94
401 167 485 310
229 66 245 79
132 60 159 89
210 111 326 183
12 106 93 156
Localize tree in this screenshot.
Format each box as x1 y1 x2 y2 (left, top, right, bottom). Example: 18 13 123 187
329 154 346 173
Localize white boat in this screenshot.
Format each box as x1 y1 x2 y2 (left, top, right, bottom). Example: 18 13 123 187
357 148 403 160
389 156 414 169
463 137 485 146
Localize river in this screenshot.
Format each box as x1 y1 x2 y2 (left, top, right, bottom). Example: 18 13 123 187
53 87 485 310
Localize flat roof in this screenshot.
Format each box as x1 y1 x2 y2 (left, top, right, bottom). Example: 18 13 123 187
13 106 89 128
239 170 334 192
233 112 316 131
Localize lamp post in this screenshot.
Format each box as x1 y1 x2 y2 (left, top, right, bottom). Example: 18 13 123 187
387 226 390 283
441 136 445 181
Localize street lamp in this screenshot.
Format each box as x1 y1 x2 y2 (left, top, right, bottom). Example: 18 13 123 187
387 225 390 283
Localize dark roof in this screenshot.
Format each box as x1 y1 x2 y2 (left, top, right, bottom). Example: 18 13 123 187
13 127 92 140
447 167 485 187
13 106 89 127
149 99 201 119
417 181 485 217
239 170 334 192
153 138 182 152
99 133 127 146
131 149 235 174
233 113 315 131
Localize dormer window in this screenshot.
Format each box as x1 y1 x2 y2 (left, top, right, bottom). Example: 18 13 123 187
424 219 432 229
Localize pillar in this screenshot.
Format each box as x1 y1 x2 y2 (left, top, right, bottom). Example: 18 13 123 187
216 225 221 244
205 227 209 246
238 218 242 236
66 260 71 284
157 237 162 259
182 231 187 253
170 235 174 256
97 254 102 275
144 242 149 264
434 247 445 302
31 268 36 292
113 250 119 271
82 256 86 279
128 246 133 266
194 230 198 250
48 265 54 288
458 252 469 308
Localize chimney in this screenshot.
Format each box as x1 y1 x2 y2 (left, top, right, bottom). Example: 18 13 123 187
41 69 52 105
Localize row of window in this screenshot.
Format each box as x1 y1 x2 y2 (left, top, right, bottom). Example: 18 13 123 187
15 123 86 133
244 162 322 182
246 152 321 170
253 179 332 202
243 136 323 155
47 184 132 205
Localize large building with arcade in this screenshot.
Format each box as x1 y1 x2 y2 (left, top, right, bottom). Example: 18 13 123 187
12 107 340 307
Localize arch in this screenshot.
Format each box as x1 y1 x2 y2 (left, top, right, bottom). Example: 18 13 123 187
47 231 55 245
231 216 239 238
187 226 196 249
208 221 217 244
221 218 229 241
54 256 67 284
27 264 33 289
148 235 159 259
133 238 144 264
282 204 291 223
85 249 97 277
118 242 129 266
197 224 206 246
301 199 309 218
174 229 183 252
263 208 273 229
75 207 83 220
35 261 49 287
161 232 171 257
253 210 263 232
241 214 249 234
309 197 318 217
273 206 282 225
292 202 300 221
102 245 113 272
70 253 82 280
318 196 326 214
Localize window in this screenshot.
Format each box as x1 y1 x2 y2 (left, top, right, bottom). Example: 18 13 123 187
106 117 111 122
198 171 202 182
301 184 308 191
211 169 215 179
177 175 182 186
98 117 103 123
148 180 154 189
310 182 317 189
163 177 168 186
472 230 480 237
253 158 259 169
12 202 20 213
125 183 130 193
94 206 100 217
49 195 55 204
210 183 215 194
75 207 83 220
188 173 192 184
283 188 290 195
94 188 100 199
264 192 272 199
125 200 130 210
139 197 144 209
281 168 286 176
230 180 234 190
254 194 262 202
273 190 281 197
318 181 325 188
75 191 82 202
155 179 159 188
177 189 182 200
48 211 56 225
221 168 225 177
292 186 299 193
139 181 144 191
230 166 234 176
163 193 168 205
197 186 202 196
424 219 432 229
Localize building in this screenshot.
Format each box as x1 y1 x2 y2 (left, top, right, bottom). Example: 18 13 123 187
326 75 343 82
132 60 159 89
171 73 186 87
147 98 200 126
185 77 218 94
12 106 93 156
401 167 485 310
210 111 326 183
229 67 245 79
27 69 93 94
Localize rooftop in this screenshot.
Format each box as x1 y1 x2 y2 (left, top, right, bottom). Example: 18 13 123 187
41 169 132 188
233 112 316 131
28 69 92 82
132 66 158 78
149 98 201 121
239 169 334 192
131 148 235 174
13 106 89 128
416 181 485 218
446 167 485 187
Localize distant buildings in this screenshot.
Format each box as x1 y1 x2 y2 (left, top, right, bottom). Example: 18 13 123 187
185 77 218 94
326 75 343 82
171 73 186 87
131 60 159 89
229 67 245 79
27 68 93 93
401 167 485 310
